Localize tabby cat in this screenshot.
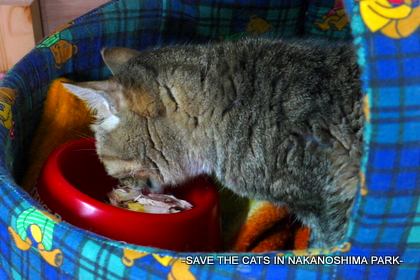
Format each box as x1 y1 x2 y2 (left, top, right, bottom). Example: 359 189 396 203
64 38 363 248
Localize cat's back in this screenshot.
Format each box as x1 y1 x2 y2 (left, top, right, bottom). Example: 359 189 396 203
208 38 356 71
203 38 360 124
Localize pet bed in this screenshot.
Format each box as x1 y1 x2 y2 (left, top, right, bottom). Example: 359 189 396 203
0 0 418 279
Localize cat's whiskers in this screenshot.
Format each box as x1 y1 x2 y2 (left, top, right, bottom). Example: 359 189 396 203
68 128 93 139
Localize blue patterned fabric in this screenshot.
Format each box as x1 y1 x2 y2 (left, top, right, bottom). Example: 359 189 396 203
0 0 418 279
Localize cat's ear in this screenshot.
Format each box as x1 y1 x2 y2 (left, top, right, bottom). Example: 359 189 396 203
101 47 140 74
63 81 122 131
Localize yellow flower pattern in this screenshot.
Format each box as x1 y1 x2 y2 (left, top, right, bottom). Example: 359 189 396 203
360 0 420 38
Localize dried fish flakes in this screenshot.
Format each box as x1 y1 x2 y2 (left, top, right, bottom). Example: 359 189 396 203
108 187 193 214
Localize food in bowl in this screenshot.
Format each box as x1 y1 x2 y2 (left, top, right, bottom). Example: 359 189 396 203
108 186 193 213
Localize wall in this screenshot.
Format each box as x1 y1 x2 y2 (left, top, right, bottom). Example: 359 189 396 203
39 0 109 35
0 4 36 72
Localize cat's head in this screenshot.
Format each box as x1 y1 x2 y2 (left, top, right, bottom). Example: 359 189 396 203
63 48 190 192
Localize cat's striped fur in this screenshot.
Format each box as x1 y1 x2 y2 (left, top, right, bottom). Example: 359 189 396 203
65 38 363 247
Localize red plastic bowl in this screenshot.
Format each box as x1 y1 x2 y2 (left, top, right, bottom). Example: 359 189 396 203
37 138 221 252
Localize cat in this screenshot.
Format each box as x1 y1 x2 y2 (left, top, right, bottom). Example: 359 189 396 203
64 38 363 248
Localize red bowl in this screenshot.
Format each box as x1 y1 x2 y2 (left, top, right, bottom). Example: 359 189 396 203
37 138 221 252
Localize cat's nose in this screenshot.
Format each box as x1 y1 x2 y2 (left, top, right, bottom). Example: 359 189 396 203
117 177 163 193
146 178 164 194
118 177 148 189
